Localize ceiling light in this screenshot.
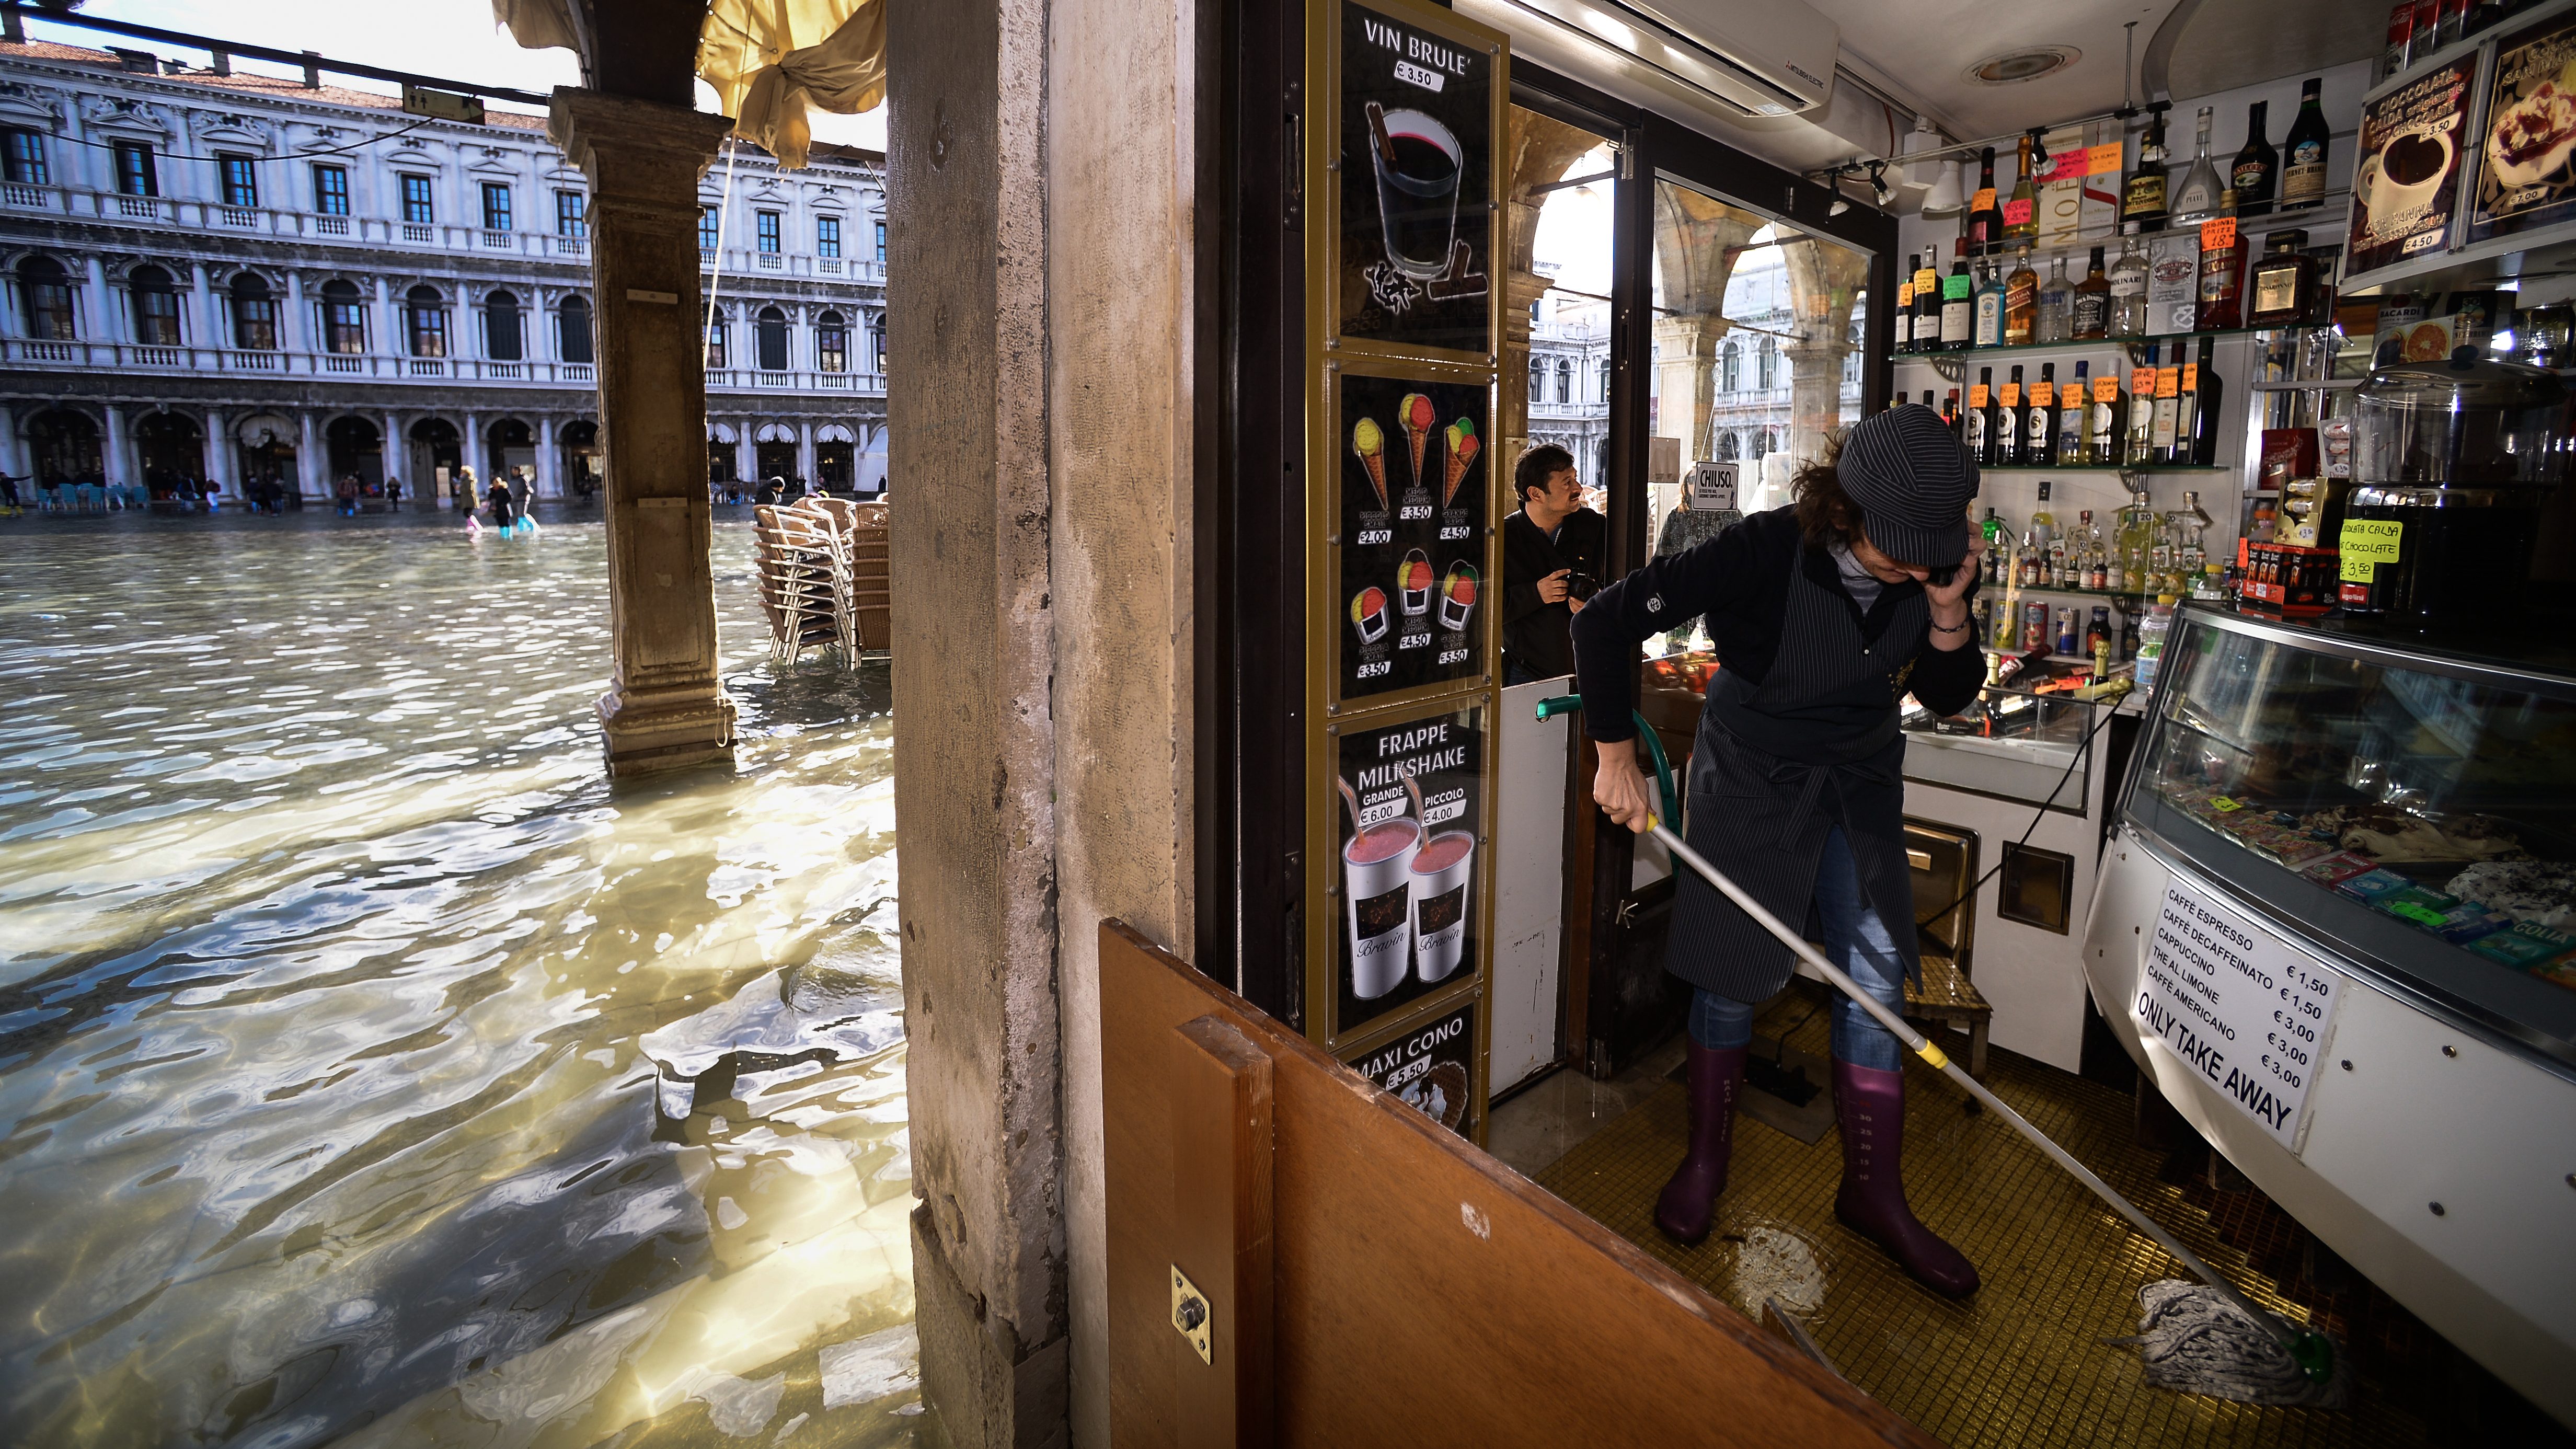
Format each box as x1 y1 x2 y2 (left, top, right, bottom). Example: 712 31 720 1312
1924 160 1964 215
1901 116 1946 186
1965 48 2079 86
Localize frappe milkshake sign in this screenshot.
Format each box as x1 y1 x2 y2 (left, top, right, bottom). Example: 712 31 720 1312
2135 880 2342 1152
1336 706 1486 1036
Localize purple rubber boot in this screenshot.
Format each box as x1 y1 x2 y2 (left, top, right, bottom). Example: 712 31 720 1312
1653 1043 1746 1246
1832 1060 1980 1298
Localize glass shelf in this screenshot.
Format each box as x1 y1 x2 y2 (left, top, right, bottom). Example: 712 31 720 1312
1977 463 2229 473
1893 324 2290 363
1987 582 2168 600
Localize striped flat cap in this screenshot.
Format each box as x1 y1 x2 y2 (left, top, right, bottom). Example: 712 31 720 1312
1836 403 1980 567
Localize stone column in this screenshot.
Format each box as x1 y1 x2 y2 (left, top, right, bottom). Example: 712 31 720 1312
463 410 483 484
1781 237 1871 465
298 410 324 500
385 411 404 495
535 415 559 498
796 418 815 491
206 408 234 495
283 272 312 355
83 256 115 347
550 88 737 775
188 262 215 353
101 403 129 493
377 277 400 362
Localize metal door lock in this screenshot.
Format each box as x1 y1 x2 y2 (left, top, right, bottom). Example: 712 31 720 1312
1169 1265 1212 1365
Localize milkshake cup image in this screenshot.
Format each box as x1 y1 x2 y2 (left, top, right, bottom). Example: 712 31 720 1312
1349 585 1390 644
1437 564 1478 631
1352 417 1388 509
1409 830 1475 984
1442 419 1479 506
1401 393 1436 489
1364 103 1465 283
1397 550 1433 616
1343 816 1422 999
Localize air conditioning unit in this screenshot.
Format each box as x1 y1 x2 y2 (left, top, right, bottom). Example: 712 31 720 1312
1501 0 1838 118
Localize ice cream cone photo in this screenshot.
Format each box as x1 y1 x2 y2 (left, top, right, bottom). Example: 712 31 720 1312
1442 418 1479 507
1401 393 1435 487
1352 416 1388 509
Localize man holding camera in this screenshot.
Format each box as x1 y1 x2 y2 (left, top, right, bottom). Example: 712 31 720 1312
1502 443 1606 685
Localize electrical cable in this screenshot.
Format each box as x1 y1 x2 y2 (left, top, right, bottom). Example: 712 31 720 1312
1914 683 2133 941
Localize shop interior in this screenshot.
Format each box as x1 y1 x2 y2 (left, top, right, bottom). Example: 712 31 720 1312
1199 0 2576 1441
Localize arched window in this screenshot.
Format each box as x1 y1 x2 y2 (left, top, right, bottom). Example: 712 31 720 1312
1718 340 1740 392
558 294 593 364
128 264 180 346
706 317 728 370
406 284 446 358
756 305 789 372
871 314 886 373
1715 432 1740 461
322 279 366 354
18 256 74 340
1554 358 1571 404
1527 356 1543 404
229 272 277 350
483 289 523 362
1756 338 1778 389
816 308 848 373
1595 360 1609 403
1754 429 1776 459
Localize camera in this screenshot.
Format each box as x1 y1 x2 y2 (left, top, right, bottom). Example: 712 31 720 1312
1564 571 1600 602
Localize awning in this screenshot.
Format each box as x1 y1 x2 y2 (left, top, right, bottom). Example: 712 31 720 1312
817 423 855 443
755 422 798 443
494 0 883 171
236 412 295 448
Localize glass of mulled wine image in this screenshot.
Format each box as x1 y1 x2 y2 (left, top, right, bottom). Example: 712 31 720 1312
1409 829 1475 984
1349 585 1391 643
1344 816 1422 999
1437 562 1478 631
1367 105 1464 282
1398 549 1433 616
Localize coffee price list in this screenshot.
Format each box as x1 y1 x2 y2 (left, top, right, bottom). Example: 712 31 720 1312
2135 880 2342 1152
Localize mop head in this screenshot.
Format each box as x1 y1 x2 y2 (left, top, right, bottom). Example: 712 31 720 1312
2113 1280 2348 1408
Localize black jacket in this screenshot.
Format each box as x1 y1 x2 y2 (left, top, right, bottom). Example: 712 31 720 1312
1502 506 1606 680
1571 507 1983 758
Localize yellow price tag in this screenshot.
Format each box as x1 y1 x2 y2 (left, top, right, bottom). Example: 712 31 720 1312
2341 518 2404 583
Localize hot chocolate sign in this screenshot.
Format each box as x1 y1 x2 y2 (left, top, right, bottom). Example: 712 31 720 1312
1339 1 1493 355
2350 57 2476 275
1336 706 1485 1035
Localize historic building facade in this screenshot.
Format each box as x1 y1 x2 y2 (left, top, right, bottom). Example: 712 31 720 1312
0 39 885 503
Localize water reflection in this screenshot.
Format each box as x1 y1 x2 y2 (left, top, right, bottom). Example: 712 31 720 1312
0 507 916 1446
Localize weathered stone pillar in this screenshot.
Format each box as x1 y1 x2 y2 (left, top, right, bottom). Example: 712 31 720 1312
1781 238 1870 464
101 402 129 493
384 411 404 495
535 414 559 498
796 418 815 491
297 409 323 499
283 271 312 355
205 408 233 494
550 89 737 775
463 410 482 486
1651 312 1730 464
82 256 112 347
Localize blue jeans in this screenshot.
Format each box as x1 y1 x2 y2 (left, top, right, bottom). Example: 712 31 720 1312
1685 825 1905 1071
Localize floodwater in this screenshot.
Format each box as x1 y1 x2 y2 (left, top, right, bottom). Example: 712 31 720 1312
0 504 917 1447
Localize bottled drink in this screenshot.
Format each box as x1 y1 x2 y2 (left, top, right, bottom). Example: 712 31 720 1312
2029 477 2057 553
2151 350 2183 462
2282 78 2330 209
2086 515 2111 589
2117 489 2158 594
1913 251 1942 350
2004 135 2042 248
2056 606 2079 657
2071 246 2112 339
2171 362 2200 468
1980 505 2005 584
2125 343 2159 465
2248 228 2319 325
2187 334 2224 465
2027 362 2058 466
1966 365 1995 463
1944 388 1963 438
1968 146 2002 255
2037 254 2075 343
2004 246 2040 346
2170 106 2224 225
1941 244 1974 351
2174 490 2214 592
2230 100 2279 216
2196 214 2246 330
1895 256 1916 352
1974 257 2007 347
2057 360 2089 461
1997 365 2026 465
2087 605 2112 658
2108 235 2149 337
2022 598 2047 651
2088 362 2122 466
2123 104 2170 233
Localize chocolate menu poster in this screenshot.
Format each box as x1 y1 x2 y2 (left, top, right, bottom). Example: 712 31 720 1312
1350 1000 1477 1137
2349 57 2477 275
1335 706 1484 1038
2472 12 2576 243
1338 371 1488 703
1338 1 1492 354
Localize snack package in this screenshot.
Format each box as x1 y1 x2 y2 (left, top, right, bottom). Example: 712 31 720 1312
2531 956 2576 993
2301 851 2382 886
2375 885 2463 928
2468 920 2576 969
2337 868 2418 905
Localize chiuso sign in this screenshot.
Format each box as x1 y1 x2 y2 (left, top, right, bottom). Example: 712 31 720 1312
2135 881 2343 1152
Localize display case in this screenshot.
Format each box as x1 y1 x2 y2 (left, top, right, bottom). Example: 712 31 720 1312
1901 677 2117 811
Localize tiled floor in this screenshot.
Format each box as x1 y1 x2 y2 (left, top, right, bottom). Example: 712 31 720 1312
1511 995 2444 1449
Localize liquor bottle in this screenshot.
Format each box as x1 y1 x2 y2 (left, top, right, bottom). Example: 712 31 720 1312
2086 517 2111 590
2170 106 2224 225
2187 334 2224 465
1895 257 1915 352
2150 350 2183 463
2282 79 2330 210
1941 243 1974 351
2117 489 2158 594
1997 365 2026 466
2248 228 2318 325
1944 388 1963 438
2175 490 2214 591
2048 526 2070 589
2004 135 2042 248
2030 477 2057 553
2125 343 2159 464
1966 365 1995 463
2004 246 2040 346
2088 361 2122 465
1974 258 2007 347
1913 251 1942 350
2027 362 2058 466
2171 354 2200 463
2230 100 2279 217
2123 104 2170 234
1922 390 1937 411
2196 215 2245 331
2108 235 2149 337
2071 246 2112 339
2057 360 2090 461
2037 254 2075 343
1968 146 2003 255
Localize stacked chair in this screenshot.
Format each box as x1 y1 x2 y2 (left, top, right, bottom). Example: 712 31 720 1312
752 497 892 664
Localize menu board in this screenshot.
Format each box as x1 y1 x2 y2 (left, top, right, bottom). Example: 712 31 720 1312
2350 58 2478 275
1338 0 1493 355
1350 1000 1477 1136
1334 705 1485 1038
2135 879 2343 1153
1338 371 1488 703
2471 11 2576 243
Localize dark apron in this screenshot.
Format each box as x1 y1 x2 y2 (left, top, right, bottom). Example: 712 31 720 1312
1665 554 1925 1004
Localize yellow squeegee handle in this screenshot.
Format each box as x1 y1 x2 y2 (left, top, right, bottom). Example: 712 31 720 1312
1644 815 2304 1358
